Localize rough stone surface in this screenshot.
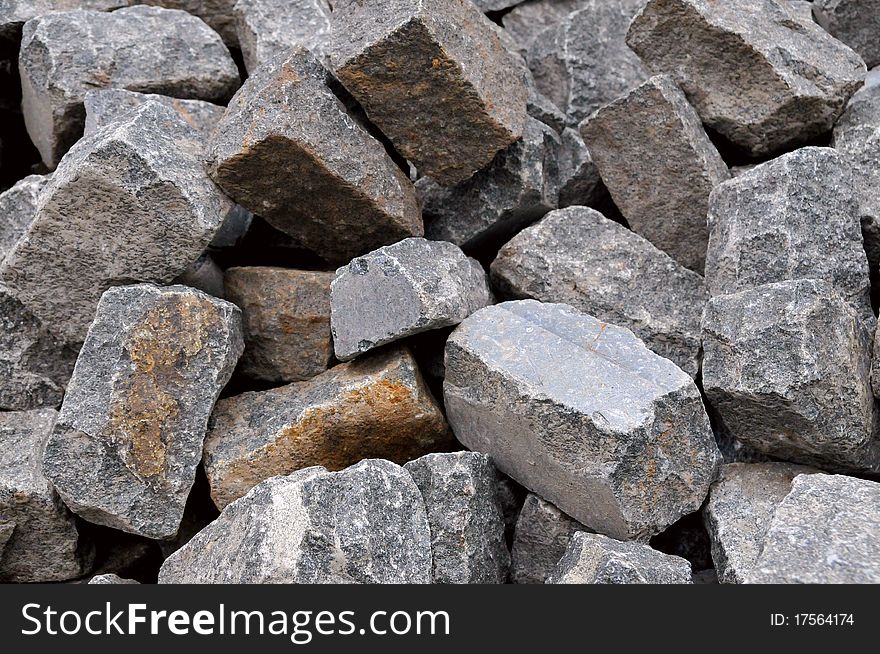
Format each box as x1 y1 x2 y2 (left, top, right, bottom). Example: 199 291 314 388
745 473 880 583
704 462 817 584
404 452 509 584
832 76 880 151
0 174 51 261
786 0 817 22
547 532 693 584
234 0 332 73
580 74 729 273
444 300 721 541
19 6 240 168
331 238 492 362
526 0 647 126
814 0 880 68
502 0 588 55
492 207 707 377
627 0 866 156
88 573 139 585
419 117 560 252
0 409 92 582
833 125 880 276
43 284 244 539
1 100 233 346
701 279 879 472
225 267 333 383
204 347 453 509
329 0 529 186
159 460 433 584
0 520 13 557
175 254 225 299
136 1 239 45
511 493 587 584
706 147 871 320
0 1 127 43
206 48 422 265
557 127 603 208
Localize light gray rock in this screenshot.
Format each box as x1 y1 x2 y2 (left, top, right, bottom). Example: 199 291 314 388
836 130 880 276
419 117 560 252
706 147 871 320
43 284 243 540
501 0 588 55
511 493 587 584
405 452 510 584
0 174 51 262
580 74 729 273
206 48 422 266
1 100 234 346
833 68 880 152
491 207 707 377
745 473 880 583
19 6 240 168
557 128 603 209
627 0 866 156
547 532 693 584
704 463 818 584
174 253 225 299
444 300 721 541
331 238 492 361
472 0 521 11
786 0 816 22
0 1 127 44
702 279 879 473
158 460 433 584
234 0 332 73
134 1 239 45
0 409 93 582
88 573 139 585
813 0 879 68
328 0 528 186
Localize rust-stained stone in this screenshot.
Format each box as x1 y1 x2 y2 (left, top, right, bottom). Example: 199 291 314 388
203 346 453 509
224 267 334 383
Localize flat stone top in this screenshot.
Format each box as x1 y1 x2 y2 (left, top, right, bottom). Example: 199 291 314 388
448 300 693 432
0 408 57 495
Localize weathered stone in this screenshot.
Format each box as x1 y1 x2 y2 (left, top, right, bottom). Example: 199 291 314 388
445 300 721 541
88 573 139 585
224 266 333 383
557 128 603 208
701 279 879 472
209 204 252 250
502 0 588 55
547 532 693 584
419 117 560 252
159 460 433 584
0 174 51 261
527 87 567 134
0 409 93 582
135 1 239 45
834 128 880 275
404 451 510 584
19 6 240 168
234 0 332 73
814 0 879 68
329 0 528 186
511 493 587 584
0 520 13 557
707 148 871 320
580 74 729 273
1 100 233 346
204 346 453 509
492 207 707 377
0 1 126 44
331 238 492 361
833 72 880 151
43 284 244 539
627 0 866 156
175 253 225 299
745 473 880 583
704 462 817 584
527 0 647 126
786 0 817 22
206 48 421 265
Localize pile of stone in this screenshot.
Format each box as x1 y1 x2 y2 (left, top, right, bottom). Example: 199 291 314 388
2 0 880 585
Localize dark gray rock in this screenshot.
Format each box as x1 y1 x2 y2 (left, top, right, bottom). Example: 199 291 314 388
331 238 492 362
405 452 510 584
0 520 13 558
502 0 588 55
88 573 139 585
491 207 707 377
557 128 603 208
814 0 879 68
627 0 866 156
0 174 51 261
174 254 225 299
135 1 239 46
158 460 433 583
832 71 880 151
580 74 729 273
43 284 243 539
511 493 587 584
444 300 721 541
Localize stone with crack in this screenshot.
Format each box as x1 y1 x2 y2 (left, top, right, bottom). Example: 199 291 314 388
501 0 588 56
511 493 588 584
579 74 729 273
626 0 866 156
0 409 93 582
444 300 721 541
19 6 240 168
158 460 433 583
703 462 817 584
419 117 560 253
547 532 693 584
404 451 510 584
0 174 51 261
745 473 880 583
701 279 879 472
135 1 239 46
491 207 707 377
328 0 528 186
557 128 603 208
330 238 492 361
0 1 127 45
42 284 244 540
206 48 422 266
813 0 880 68
224 266 333 383
204 346 453 510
